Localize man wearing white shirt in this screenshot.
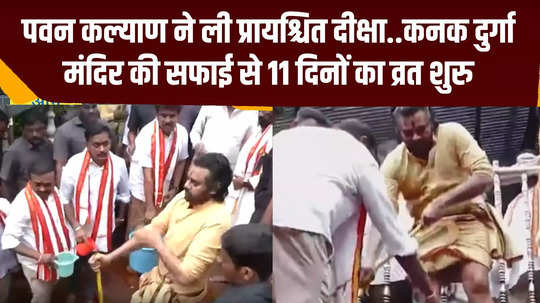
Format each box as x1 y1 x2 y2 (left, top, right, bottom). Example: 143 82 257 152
334 120 420 303
226 110 274 226
352 137 413 303
60 122 130 303
190 106 258 170
1 160 74 303
0 198 18 303
273 126 437 303
127 105 189 235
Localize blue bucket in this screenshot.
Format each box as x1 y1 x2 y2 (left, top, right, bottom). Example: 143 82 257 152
128 232 158 274
54 252 79 278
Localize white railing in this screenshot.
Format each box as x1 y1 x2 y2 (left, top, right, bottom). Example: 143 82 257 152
494 161 537 303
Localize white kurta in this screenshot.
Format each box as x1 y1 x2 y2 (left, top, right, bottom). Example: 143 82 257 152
1 188 75 273
0 198 18 279
129 121 189 201
190 106 258 170
225 125 272 226
60 151 130 252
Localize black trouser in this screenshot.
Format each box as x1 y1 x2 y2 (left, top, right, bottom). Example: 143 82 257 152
364 280 413 303
70 255 97 302
112 219 127 250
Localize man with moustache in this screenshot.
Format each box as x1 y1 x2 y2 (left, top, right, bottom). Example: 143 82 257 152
1 110 53 200
127 105 189 235
1 160 74 303
60 122 130 303
380 107 518 303
54 104 101 184
125 105 201 162
89 153 232 303
273 122 437 303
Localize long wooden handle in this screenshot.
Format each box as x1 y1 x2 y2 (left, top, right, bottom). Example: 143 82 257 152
97 271 103 303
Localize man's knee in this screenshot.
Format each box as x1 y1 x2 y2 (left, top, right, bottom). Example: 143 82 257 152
463 271 490 294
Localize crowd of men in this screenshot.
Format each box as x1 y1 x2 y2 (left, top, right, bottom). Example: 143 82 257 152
274 106 539 303
0 104 273 303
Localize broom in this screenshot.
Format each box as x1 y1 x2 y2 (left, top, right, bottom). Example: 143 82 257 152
97 270 104 303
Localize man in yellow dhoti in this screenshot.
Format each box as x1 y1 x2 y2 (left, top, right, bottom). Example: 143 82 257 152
380 107 519 303
89 153 232 303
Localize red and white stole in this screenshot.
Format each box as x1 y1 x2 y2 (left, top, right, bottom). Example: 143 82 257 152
25 183 72 281
150 120 178 208
74 151 115 252
243 125 272 178
231 125 272 216
351 204 368 303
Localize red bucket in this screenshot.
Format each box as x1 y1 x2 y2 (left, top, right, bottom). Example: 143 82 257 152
76 238 96 256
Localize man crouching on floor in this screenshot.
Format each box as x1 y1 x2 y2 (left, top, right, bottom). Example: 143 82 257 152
89 153 232 303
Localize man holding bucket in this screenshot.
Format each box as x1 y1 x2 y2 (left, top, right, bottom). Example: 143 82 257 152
1 160 75 303
60 122 130 303
90 153 232 303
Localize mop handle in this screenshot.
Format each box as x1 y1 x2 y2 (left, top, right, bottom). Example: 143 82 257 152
97 271 103 303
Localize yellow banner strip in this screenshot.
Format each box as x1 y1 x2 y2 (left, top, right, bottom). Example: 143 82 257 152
0 59 38 105
233 106 272 111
